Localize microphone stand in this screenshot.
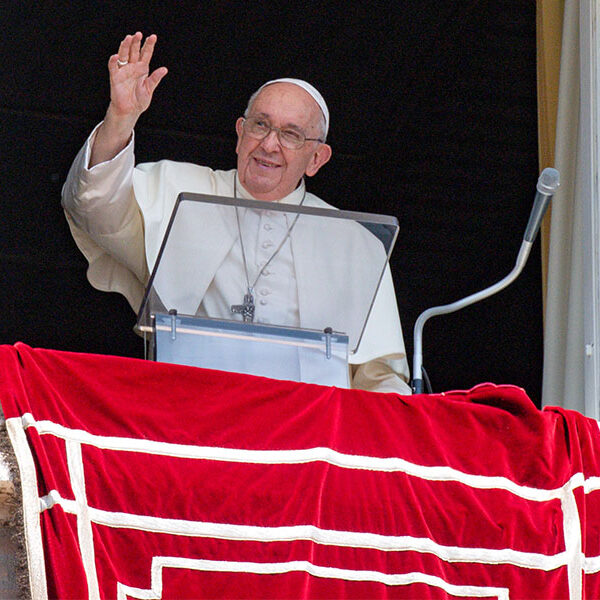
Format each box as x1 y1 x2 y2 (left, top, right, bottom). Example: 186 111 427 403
412 168 560 394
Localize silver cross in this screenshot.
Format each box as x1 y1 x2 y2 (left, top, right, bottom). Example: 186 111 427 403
231 290 255 323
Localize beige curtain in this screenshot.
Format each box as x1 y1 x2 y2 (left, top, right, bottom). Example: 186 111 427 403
539 0 586 411
537 0 564 305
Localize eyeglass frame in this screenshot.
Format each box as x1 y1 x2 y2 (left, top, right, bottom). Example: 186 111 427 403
241 116 325 150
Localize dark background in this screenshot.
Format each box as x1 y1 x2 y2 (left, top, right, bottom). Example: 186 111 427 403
0 2 541 403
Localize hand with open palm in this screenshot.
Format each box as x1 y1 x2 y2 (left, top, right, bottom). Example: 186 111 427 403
107 32 168 121
90 32 168 167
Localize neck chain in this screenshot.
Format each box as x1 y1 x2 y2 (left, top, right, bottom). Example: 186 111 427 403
230 175 306 322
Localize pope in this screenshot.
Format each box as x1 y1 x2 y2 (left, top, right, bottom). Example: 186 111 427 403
62 32 411 394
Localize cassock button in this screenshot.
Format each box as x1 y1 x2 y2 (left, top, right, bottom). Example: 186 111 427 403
262 241 273 249
264 223 273 231
259 289 270 296
260 299 268 305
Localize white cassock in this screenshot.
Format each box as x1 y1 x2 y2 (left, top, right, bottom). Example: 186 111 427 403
62 124 411 394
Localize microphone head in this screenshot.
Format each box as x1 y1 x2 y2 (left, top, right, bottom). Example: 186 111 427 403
537 167 560 195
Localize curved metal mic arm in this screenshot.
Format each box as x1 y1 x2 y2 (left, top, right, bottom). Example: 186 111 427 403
412 242 532 394
411 168 560 394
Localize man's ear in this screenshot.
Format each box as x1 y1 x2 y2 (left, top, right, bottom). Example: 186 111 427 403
305 143 332 177
235 117 244 154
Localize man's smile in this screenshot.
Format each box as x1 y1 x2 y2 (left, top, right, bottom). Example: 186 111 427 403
253 156 281 168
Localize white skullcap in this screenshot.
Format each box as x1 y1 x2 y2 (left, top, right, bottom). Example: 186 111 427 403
256 78 330 137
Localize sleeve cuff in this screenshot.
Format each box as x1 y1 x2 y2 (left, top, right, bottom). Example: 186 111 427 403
81 121 135 174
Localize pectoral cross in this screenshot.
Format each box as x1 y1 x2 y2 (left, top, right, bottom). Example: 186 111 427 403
231 288 255 323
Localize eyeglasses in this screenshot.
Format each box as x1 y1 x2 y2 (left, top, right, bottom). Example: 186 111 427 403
241 116 324 149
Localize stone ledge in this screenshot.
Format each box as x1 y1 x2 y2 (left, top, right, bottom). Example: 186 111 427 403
0 453 15 526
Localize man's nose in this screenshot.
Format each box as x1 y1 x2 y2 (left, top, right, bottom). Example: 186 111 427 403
260 128 281 152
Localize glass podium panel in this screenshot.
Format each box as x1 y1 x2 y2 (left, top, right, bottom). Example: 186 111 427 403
153 313 350 387
137 193 399 386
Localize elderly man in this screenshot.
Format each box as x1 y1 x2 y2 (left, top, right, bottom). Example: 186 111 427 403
62 32 411 394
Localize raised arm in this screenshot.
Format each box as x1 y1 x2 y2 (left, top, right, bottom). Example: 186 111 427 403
90 32 168 167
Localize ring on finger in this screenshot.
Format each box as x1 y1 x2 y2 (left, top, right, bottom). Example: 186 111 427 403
116 58 128 67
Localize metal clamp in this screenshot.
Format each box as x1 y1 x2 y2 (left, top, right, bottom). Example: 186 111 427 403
324 327 333 359
169 309 177 341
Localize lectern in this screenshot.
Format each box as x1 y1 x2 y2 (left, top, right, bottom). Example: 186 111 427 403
136 193 398 387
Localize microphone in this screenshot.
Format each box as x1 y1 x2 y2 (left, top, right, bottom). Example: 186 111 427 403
524 168 560 242
411 168 560 394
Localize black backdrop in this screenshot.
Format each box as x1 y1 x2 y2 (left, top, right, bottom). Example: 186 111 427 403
1 2 541 403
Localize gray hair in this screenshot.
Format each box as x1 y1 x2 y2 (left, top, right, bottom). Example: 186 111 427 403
243 84 328 143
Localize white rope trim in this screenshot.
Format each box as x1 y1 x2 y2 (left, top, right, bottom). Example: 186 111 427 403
21 414 585 503
561 479 583 600
583 476 600 492
584 555 600 574
48 491 567 571
66 440 101 600
116 556 510 600
5 417 48 600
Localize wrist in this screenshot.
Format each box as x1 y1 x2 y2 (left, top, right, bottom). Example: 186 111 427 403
102 104 139 141
88 106 137 168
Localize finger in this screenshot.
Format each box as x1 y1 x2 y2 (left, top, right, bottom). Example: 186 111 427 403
116 34 133 64
128 31 143 64
108 53 131 76
139 33 158 65
146 67 168 94
108 54 120 75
